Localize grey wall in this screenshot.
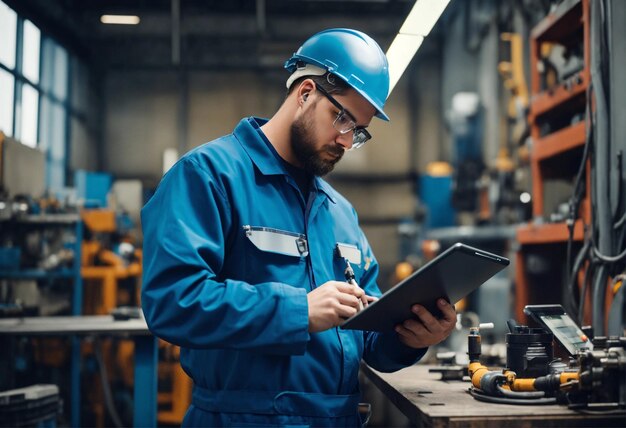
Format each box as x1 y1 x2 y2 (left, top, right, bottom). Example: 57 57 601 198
441 2 502 168
69 57 100 172
2 136 46 196
104 70 179 184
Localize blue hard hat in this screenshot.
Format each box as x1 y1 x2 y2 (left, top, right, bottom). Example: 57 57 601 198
285 28 390 121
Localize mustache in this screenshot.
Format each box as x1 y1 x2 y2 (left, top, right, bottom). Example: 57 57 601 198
324 144 345 158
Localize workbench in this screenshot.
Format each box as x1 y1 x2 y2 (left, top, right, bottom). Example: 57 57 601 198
362 364 626 427
0 315 157 428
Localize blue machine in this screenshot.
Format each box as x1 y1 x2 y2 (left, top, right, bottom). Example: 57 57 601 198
420 163 455 230
74 170 112 208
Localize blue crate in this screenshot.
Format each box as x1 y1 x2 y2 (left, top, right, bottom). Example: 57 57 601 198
0 247 21 269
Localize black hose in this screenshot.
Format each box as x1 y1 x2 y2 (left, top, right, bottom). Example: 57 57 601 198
469 387 557 405
578 260 595 325
615 211 626 230
93 338 125 428
593 245 626 263
565 80 593 316
496 384 546 399
590 0 612 336
568 238 591 316
613 151 624 224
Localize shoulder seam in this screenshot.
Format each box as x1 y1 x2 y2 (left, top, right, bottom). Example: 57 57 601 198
184 156 232 214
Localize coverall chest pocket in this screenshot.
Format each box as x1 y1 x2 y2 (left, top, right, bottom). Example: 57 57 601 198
334 242 364 283
242 225 308 282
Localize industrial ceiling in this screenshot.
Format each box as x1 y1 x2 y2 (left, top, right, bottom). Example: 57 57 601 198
5 0 416 70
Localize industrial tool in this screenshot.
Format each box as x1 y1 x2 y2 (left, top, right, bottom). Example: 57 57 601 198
466 305 626 411
467 322 577 405
429 351 468 381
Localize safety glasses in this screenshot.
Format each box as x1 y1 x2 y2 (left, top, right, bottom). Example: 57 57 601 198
314 83 372 149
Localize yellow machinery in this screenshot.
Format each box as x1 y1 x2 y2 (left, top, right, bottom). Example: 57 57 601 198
81 209 142 315
498 32 529 147
80 208 191 425
467 326 579 404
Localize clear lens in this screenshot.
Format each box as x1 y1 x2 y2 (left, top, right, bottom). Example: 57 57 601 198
333 111 355 134
319 83 372 149
351 128 371 149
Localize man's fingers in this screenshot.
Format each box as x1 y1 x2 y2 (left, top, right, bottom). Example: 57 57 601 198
336 303 358 319
411 305 440 333
335 282 363 297
395 320 426 339
438 299 457 323
337 293 361 308
359 294 368 307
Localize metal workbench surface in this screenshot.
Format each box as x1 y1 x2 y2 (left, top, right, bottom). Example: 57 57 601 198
0 315 157 428
362 364 626 428
0 315 150 335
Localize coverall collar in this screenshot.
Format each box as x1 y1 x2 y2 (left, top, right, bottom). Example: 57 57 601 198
235 117 336 204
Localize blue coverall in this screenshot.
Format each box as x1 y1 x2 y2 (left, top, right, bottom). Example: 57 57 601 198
141 117 427 427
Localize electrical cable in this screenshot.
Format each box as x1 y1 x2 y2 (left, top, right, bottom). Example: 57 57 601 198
496 385 547 399
468 388 557 405
93 338 124 428
612 151 624 225
615 212 626 229
592 246 626 264
590 0 613 335
578 260 595 325
565 81 593 317
568 237 591 318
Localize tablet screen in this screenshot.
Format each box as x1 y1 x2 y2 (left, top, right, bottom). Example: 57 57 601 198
341 243 509 332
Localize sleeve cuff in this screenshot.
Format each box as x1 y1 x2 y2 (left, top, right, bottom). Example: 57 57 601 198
365 332 428 372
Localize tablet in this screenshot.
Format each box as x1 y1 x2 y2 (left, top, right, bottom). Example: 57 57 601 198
341 243 509 332
523 304 593 356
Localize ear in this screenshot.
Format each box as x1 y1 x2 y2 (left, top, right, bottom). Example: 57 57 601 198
296 79 316 106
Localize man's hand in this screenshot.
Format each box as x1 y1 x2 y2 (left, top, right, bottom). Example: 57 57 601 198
307 281 376 333
395 299 456 349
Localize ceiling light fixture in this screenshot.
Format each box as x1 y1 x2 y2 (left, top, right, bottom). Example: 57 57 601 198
386 0 451 95
387 34 424 94
100 15 141 25
400 0 451 36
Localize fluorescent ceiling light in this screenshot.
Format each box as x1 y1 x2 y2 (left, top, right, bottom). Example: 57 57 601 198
386 34 424 94
100 15 140 25
399 0 450 36
386 0 451 95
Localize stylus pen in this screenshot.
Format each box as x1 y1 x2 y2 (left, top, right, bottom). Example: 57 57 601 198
344 259 365 310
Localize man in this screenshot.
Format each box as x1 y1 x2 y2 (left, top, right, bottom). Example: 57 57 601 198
142 28 456 427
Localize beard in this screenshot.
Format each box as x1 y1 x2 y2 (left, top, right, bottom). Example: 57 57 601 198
290 113 344 177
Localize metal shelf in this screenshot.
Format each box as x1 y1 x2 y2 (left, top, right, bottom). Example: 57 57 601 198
16 214 81 224
0 268 76 279
529 72 587 120
531 0 583 43
0 216 84 427
517 220 584 245
533 121 586 161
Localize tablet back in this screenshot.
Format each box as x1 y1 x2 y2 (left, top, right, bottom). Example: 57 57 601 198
341 243 509 332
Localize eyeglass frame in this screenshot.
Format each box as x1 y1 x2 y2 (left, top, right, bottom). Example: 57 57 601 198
313 83 372 149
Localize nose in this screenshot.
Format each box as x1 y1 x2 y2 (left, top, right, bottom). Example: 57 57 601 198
335 131 353 151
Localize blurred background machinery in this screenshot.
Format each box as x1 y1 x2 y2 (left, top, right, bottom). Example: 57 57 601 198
0 164 191 426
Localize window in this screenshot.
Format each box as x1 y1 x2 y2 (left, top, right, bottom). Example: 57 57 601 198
0 6 42 143
22 19 41 84
41 38 68 101
0 68 14 135
0 1 17 69
19 83 39 147
0 1 93 193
